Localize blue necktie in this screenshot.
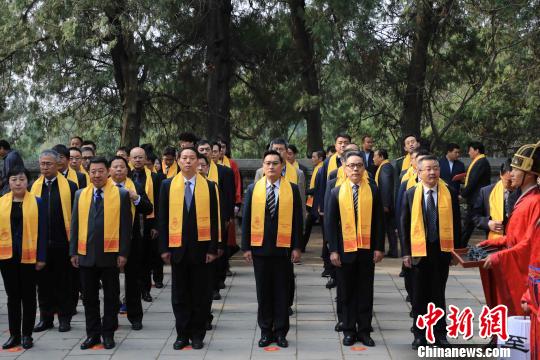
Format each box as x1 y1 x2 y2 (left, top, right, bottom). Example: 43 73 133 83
185 181 193 210
94 188 103 210
426 190 438 243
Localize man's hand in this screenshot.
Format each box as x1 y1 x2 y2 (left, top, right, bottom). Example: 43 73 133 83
403 256 412 268
234 206 240 217
117 256 127 269
206 253 217 263
450 257 459 266
71 255 79 268
384 207 390 213
128 189 139 202
483 255 493 269
35 261 46 271
150 229 159 239
330 252 341 267
291 249 302 263
243 250 253 264
488 220 503 233
161 252 171 265
373 250 384 264
522 301 531 315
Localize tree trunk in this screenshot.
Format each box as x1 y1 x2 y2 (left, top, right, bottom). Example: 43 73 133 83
205 0 233 145
401 0 435 138
287 0 323 155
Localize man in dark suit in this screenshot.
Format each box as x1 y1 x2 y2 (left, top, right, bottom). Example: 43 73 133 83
326 151 385 347
461 141 491 246
374 149 398 258
242 150 303 349
393 134 421 195
287 144 309 184
159 147 220 350
129 147 162 301
69 157 132 350
31 150 78 333
401 155 461 349
0 139 25 195
109 156 153 331
438 143 465 193
360 135 376 177
54 145 87 189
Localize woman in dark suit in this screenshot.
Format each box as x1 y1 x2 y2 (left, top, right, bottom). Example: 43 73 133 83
0 167 47 349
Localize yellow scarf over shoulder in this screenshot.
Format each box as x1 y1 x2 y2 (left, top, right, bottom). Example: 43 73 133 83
339 178 373 252
77 179 121 255
162 160 179 179
168 173 212 247
375 160 390 186
219 155 231 168
66 168 80 188
30 175 72 239
292 160 299 169
306 162 323 207
410 180 454 257
122 178 137 223
251 176 294 248
208 160 220 185
284 161 298 184
140 168 155 219
0 192 39 264
464 154 486 187
401 154 411 172
327 154 340 178
488 180 505 240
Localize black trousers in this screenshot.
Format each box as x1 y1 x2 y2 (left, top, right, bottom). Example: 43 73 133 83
80 266 120 337
302 210 317 251
124 259 143 324
71 267 80 313
253 255 291 338
461 203 475 247
411 245 450 339
320 216 336 278
0 260 37 337
385 213 398 256
171 259 211 341
336 250 374 336
37 246 72 322
141 229 163 293
213 247 228 291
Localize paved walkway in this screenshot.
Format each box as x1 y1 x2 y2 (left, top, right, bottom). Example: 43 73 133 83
0 228 489 359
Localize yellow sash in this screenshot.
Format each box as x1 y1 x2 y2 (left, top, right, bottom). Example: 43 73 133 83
284 161 298 184
66 168 80 188
0 192 39 264
375 160 390 186
488 180 505 240
214 183 222 243
77 179 120 255
306 162 323 207
401 154 411 172
410 180 454 257
292 160 300 169
250 177 294 248
142 168 155 218
30 175 72 239
79 166 91 186
123 178 137 223
464 154 486 187
406 173 418 190
327 154 339 178
338 179 373 252
162 160 179 179
168 173 212 247
335 166 347 186
208 160 220 185
219 155 231 168
401 166 415 183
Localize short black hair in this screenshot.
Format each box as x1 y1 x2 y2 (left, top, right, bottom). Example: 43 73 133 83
82 140 96 149
117 146 129 153
110 155 131 173
197 153 210 164
361 135 372 142
69 147 82 155
326 145 336 154
140 143 154 154
162 146 176 157
446 142 460 153
178 146 199 157
89 156 109 169
335 133 351 142
0 140 11 150
375 149 388 160
52 144 70 158
178 132 199 144
500 158 512 175
415 148 431 158
71 136 83 143
81 146 95 155
344 150 364 163
288 144 299 154
313 150 326 160
7 166 30 180
211 141 222 151
146 152 157 163
197 139 211 148
263 150 284 163
468 141 485 154
269 138 288 149
402 133 419 145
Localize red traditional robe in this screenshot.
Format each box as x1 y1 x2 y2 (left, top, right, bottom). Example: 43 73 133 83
522 222 540 360
479 186 540 315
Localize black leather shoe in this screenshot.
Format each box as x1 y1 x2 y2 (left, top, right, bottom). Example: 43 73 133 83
326 277 337 289
206 321 212 330
218 281 226 290
399 270 405 277
342 335 355 346
131 321 143 331
2 335 21 349
191 339 203 349
358 334 375 347
212 290 222 300
154 281 164 289
412 337 426 350
334 322 344 332
409 310 414 318
276 336 288 348
321 269 331 277
142 292 153 302
406 295 411 302
173 337 189 350
59 321 71 332
226 269 233 277
33 320 54 332
102 336 115 349
21 336 33 349
80 336 101 350
258 336 273 347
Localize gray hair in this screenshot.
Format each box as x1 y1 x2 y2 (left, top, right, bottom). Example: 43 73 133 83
39 149 60 162
417 155 439 170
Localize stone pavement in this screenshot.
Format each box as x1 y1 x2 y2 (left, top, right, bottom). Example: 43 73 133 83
0 228 490 359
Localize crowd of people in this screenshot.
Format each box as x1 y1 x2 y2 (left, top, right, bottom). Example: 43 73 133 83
0 133 538 356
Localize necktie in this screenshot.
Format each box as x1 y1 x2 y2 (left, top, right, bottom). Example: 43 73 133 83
45 180 52 188
426 190 438 243
184 181 193 210
352 184 359 215
116 183 123 188
267 184 276 218
95 188 103 210
133 171 141 184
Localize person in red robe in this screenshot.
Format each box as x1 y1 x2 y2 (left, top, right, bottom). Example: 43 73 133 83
521 221 540 360
481 142 540 318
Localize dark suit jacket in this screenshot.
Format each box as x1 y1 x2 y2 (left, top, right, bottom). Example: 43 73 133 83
360 150 376 177
130 182 153 260
461 157 491 205
377 163 395 211
393 156 408 196
241 181 303 257
131 169 162 230
472 184 520 235
313 156 342 215
69 188 132 267
216 163 236 222
158 177 219 264
438 157 465 193
400 183 461 261
325 180 385 263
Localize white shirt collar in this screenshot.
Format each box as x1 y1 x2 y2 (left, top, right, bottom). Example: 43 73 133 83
183 174 196 185
349 180 360 189
267 178 280 189
423 183 438 194
112 180 126 187
45 176 57 183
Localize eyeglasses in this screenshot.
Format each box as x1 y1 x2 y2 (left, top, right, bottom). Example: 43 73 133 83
346 163 364 169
